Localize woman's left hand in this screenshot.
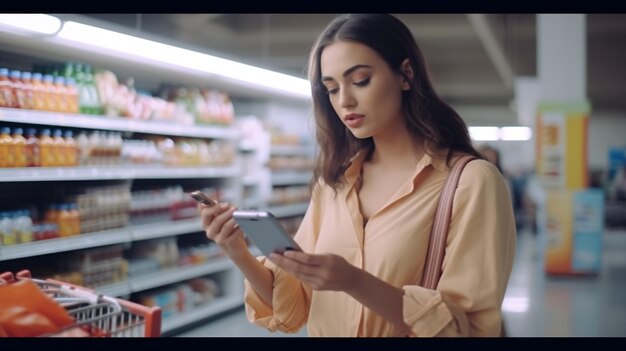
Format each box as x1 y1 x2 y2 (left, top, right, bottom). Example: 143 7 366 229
268 251 359 292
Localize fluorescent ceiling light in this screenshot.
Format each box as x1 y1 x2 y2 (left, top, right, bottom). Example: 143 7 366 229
500 126 532 141
0 14 62 35
56 21 311 99
469 126 500 141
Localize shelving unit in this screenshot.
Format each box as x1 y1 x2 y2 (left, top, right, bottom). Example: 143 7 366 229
0 164 240 182
0 103 244 329
0 217 204 260
271 171 313 187
0 14 312 335
0 108 239 139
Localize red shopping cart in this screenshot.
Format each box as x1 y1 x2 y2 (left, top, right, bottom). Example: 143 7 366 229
0 270 162 337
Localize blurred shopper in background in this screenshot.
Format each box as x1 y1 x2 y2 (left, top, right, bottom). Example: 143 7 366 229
199 14 515 337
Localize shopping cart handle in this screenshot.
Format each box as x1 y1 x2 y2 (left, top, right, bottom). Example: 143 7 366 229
59 284 101 305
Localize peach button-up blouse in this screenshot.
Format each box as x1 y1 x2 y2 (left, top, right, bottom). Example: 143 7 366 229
243 149 516 336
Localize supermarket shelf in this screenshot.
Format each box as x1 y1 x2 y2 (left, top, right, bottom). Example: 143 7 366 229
242 175 259 186
162 294 244 334
0 218 205 261
269 202 309 218
0 227 133 261
271 171 312 186
131 218 203 241
129 259 233 293
0 165 240 182
270 145 311 156
239 139 259 152
0 107 239 139
96 281 132 298
94 258 234 298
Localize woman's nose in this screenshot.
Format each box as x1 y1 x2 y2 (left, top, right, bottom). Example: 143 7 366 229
339 88 356 108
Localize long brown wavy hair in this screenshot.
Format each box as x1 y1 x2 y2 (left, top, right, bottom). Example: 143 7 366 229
308 14 482 194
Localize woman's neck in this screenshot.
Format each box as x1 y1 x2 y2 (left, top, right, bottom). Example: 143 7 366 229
369 128 423 167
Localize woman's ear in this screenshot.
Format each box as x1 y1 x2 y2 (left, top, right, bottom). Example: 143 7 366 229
400 58 414 91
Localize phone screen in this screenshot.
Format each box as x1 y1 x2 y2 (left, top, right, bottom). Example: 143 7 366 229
233 210 302 256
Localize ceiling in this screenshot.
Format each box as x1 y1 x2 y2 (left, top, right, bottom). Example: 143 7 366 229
78 14 626 125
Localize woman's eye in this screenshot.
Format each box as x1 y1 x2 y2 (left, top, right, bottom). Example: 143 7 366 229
326 87 339 95
354 77 370 87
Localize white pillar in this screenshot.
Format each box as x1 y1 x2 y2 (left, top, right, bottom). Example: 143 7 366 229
537 14 586 101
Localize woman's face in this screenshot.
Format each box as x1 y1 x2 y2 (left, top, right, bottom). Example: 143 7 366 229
320 41 407 139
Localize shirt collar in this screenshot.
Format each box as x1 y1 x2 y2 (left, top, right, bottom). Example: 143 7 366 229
343 147 452 189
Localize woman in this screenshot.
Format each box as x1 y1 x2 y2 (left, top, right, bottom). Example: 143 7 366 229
199 14 516 337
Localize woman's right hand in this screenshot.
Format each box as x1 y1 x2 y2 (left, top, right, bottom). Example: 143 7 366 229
199 202 248 257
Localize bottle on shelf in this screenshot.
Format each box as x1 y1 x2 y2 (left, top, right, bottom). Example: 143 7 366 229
0 127 14 168
39 129 54 167
74 63 89 114
15 209 34 244
68 203 81 236
76 131 90 166
52 129 66 167
64 130 78 167
54 76 69 113
0 211 16 245
57 203 72 237
83 65 102 115
42 74 58 112
65 78 80 114
44 203 60 226
9 70 26 109
20 71 35 110
31 73 47 111
25 128 40 167
0 68 17 108
11 127 27 168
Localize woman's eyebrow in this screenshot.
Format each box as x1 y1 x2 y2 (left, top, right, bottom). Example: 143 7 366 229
321 64 372 82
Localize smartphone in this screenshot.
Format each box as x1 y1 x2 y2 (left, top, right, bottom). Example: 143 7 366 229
233 210 302 256
189 190 217 207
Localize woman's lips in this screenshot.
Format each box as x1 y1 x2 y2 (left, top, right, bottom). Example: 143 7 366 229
344 114 365 128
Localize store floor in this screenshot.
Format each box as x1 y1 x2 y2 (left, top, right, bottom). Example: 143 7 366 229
174 229 626 337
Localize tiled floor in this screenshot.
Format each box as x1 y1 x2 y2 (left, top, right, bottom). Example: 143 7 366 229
174 229 626 337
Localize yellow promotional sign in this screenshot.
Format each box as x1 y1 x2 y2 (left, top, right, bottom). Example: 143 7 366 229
536 101 590 190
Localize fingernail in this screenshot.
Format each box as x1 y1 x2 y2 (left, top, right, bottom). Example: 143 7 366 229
220 202 229 209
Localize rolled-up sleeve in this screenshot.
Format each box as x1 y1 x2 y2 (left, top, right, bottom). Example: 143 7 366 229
243 183 325 333
402 160 516 336
244 257 310 333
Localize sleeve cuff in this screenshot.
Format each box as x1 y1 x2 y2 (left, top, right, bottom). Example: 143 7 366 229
243 256 308 333
402 285 455 336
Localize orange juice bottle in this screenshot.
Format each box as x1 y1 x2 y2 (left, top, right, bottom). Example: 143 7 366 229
52 129 66 167
31 73 47 111
39 129 54 167
44 203 59 224
68 203 81 236
9 70 26 109
65 78 79 114
63 130 77 167
20 71 35 110
42 74 58 112
0 127 14 168
54 76 69 113
0 68 17 108
25 128 40 167
11 127 27 168
57 204 72 237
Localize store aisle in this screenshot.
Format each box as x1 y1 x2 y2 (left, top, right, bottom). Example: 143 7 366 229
503 228 626 336
174 229 626 337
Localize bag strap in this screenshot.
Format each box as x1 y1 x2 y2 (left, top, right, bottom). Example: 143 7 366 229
420 155 478 290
